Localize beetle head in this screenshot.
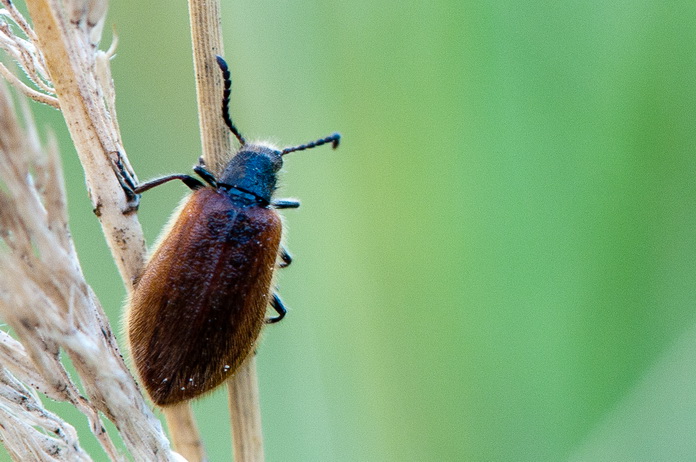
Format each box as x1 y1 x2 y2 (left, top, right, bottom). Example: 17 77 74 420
218 145 282 204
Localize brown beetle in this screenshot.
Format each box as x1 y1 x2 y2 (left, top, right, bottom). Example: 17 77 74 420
126 56 340 406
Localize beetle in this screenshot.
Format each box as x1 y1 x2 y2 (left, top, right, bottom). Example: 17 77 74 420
125 55 340 406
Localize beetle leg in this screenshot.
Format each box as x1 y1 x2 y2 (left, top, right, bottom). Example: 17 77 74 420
134 174 205 194
113 151 137 191
112 151 140 209
278 246 292 268
266 293 287 324
272 199 300 209
117 171 139 205
193 165 218 188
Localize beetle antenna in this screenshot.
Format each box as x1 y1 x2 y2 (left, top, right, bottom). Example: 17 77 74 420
215 55 246 146
281 132 341 155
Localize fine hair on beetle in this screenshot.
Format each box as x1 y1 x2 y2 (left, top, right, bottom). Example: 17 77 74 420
125 55 340 406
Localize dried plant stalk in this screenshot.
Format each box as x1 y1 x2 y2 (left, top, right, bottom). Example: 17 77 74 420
23 0 147 284
0 0 269 459
0 81 118 460
154 0 230 459
227 355 264 462
188 0 231 174
163 402 207 462
0 0 182 460
0 80 176 460
187 1 265 461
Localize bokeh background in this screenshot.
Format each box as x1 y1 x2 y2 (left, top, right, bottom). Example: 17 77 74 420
8 0 696 461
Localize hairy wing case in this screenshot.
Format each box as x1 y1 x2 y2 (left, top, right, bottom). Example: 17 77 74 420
128 188 282 405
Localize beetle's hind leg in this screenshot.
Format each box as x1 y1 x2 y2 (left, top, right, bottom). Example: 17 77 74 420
266 293 287 324
278 246 293 269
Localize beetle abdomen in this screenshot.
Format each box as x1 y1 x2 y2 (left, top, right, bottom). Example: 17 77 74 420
127 188 282 405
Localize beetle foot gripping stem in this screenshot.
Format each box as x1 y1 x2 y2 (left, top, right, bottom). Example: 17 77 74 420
112 151 140 214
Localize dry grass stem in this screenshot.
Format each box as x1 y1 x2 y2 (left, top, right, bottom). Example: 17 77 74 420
227 355 264 462
0 82 176 460
0 82 119 460
156 0 233 459
22 0 147 284
0 0 183 460
163 402 207 462
188 0 231 174
0 0 269 459
187 1 265 461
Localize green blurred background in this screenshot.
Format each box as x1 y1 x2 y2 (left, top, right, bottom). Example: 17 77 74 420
14 0 696 461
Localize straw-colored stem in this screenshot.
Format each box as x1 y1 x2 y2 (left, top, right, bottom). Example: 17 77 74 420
164 402 208 462
186 1 266 461
158 0 232 458
228 355 265 462
188 0 232 174
4 0 175 459
24 0 146 286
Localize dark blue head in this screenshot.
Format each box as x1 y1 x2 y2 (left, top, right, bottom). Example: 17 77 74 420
218 145 282 205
